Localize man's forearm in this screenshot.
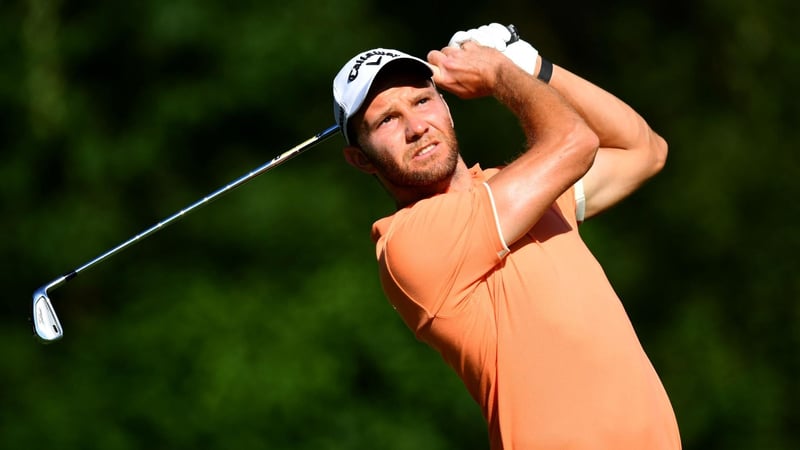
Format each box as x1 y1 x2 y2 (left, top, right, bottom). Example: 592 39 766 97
536 59 667 218
493 61 588 151
538 61 654 152
485 57 599 243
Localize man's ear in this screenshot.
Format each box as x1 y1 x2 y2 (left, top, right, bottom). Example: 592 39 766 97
441 93 454 128
343 146 377 174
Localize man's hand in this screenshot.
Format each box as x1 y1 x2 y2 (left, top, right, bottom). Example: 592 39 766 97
449 23 511 51
448 23 539 75
427 41 514 99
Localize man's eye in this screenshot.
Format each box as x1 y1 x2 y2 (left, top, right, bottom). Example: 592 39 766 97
418 97 429 105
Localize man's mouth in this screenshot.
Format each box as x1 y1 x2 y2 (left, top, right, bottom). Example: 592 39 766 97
413 142 437 159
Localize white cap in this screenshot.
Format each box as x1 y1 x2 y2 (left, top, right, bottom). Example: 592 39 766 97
333 48 433 145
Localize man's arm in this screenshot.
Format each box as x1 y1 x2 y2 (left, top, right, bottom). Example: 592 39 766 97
541 61 668 219
448 23 668 220
428 42 599 245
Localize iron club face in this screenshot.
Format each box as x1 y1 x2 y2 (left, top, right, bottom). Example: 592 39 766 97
33 287 63 341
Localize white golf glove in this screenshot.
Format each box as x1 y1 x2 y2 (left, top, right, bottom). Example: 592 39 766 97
448 23 539 75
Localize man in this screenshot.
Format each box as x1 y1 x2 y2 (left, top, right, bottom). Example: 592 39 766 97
332 23 681 449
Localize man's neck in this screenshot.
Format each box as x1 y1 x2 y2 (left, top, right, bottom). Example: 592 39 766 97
392 158 473 209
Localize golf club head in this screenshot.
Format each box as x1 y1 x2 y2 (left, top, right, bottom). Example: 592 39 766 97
33 288 63 341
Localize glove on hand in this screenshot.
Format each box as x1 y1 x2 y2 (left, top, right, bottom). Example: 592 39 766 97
448 23 539 75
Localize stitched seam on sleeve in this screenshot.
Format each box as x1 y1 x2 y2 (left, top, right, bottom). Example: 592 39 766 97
482 182 510 258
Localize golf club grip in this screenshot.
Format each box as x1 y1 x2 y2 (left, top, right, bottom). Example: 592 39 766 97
506 24 520 44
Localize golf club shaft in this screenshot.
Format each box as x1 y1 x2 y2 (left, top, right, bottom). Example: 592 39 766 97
39 124 338 296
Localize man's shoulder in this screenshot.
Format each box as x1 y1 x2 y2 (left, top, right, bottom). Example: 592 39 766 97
370 165 505 244
370 183 488 245
370 196 444 244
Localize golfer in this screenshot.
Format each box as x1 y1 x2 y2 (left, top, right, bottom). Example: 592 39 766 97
333 23 681 449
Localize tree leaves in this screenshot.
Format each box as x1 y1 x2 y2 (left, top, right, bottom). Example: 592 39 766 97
3 1 798 449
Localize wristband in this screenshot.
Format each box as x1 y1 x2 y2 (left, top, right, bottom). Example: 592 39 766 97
537 57 553 83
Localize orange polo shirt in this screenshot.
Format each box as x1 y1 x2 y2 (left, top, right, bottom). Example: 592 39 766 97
371 165 680 449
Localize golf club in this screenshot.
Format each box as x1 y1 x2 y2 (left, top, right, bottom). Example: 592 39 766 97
32 23 522 342
32 124 340 342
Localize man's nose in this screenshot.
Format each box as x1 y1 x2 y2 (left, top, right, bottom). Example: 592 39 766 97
405 115 428 141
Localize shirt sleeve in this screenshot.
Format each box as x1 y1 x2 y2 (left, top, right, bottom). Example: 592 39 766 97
378 185 507 326
574 179 586 223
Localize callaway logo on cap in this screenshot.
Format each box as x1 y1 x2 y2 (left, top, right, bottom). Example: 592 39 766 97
333 48 433 145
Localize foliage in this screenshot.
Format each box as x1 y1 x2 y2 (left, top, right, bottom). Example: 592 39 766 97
2 0 798 448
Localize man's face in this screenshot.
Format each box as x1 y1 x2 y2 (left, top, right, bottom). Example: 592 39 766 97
354 75 459 189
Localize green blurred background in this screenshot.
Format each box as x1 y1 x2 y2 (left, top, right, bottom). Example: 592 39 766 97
3 0 798 448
